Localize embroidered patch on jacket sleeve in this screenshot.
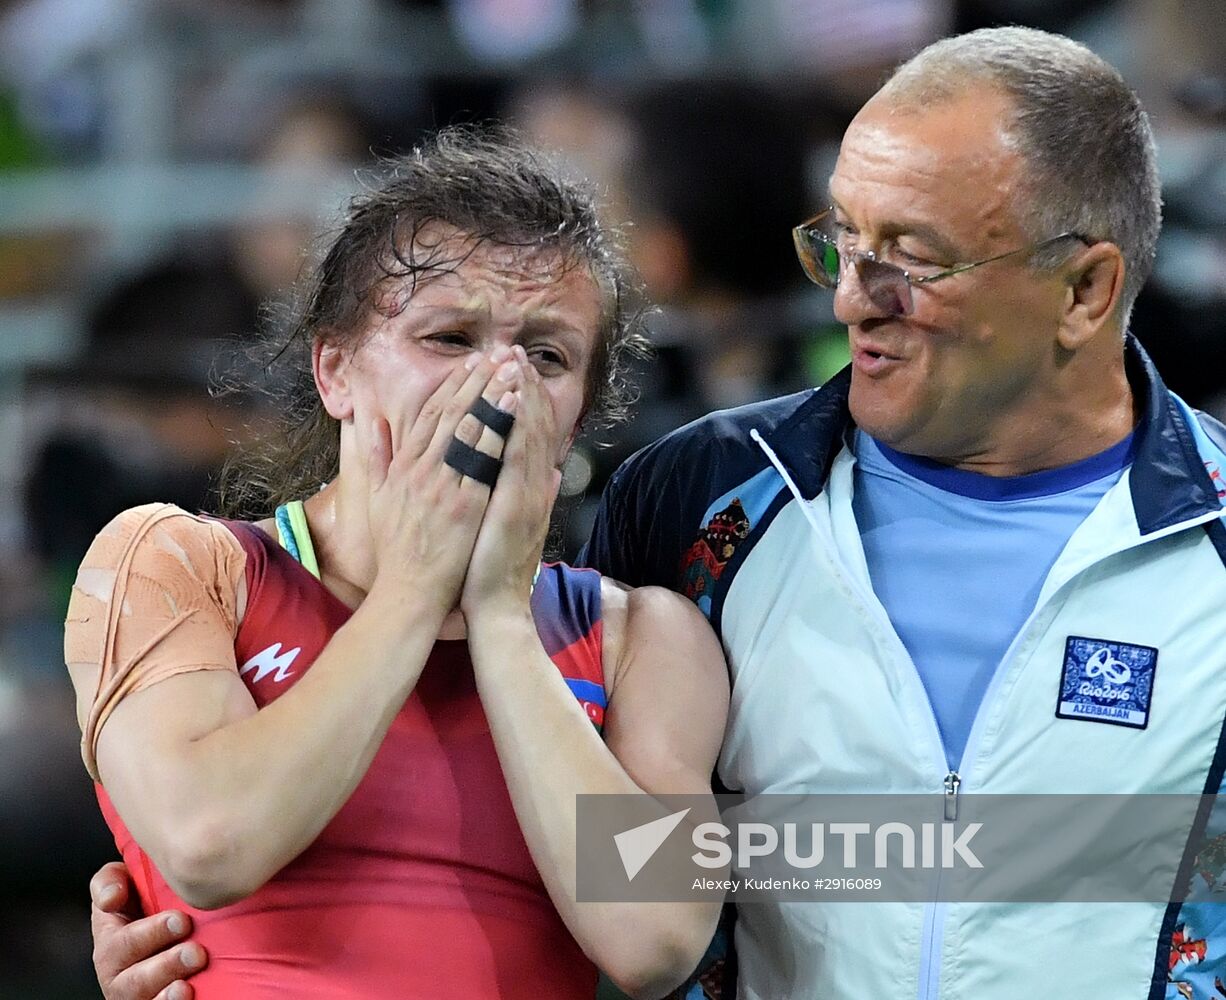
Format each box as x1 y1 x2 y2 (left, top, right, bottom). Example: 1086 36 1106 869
680 499 751 606
1056 635 1158 730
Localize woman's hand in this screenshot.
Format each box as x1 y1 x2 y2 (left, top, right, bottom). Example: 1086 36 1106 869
460 348 560 624
365 345 523 616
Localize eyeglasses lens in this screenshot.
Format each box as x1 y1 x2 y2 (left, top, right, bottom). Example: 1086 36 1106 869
819 241 840 284
794 222 913 316
858 258 913 316
793 229 835 288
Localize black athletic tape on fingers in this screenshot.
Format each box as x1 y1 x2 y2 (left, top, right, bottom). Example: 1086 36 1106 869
444 438 502 487
469 396 515 438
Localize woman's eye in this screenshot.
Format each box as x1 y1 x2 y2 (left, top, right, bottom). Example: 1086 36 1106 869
528 347 568 371
429 332 471 348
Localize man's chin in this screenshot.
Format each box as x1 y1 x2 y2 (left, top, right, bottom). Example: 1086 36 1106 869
848 387 916 448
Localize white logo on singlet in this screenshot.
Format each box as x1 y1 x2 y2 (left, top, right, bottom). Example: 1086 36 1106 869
239 642 301 684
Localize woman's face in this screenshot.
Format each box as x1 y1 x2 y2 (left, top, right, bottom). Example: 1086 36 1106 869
317 232 604 471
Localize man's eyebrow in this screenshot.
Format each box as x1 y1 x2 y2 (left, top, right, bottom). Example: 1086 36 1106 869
828 196 962 261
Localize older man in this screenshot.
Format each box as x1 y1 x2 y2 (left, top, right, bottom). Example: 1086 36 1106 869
92 25 1226 1000
586 25 1226 999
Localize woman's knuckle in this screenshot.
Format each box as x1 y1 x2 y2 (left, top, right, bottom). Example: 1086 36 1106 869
453 416 481 445
482 430 508 454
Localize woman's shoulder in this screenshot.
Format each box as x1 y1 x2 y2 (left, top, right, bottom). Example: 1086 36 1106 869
67 504 253 782
597 574 703 626
79 503 249 602
96 502 227 543
594 571 724 701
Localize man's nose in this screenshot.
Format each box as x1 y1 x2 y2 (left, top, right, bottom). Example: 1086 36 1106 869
832 256 899 326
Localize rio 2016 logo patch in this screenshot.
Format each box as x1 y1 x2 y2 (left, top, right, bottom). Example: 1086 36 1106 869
1056 636 1158 730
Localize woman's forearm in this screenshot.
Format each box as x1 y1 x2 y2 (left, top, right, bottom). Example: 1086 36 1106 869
99 585 448 909
466 608 720 999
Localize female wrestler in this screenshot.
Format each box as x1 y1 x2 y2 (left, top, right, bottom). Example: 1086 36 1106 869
65 128 727 1000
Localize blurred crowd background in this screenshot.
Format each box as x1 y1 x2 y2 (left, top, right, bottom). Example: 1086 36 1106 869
0 0 1221 996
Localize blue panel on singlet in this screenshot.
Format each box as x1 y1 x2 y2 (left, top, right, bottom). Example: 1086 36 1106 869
852 430 1136 768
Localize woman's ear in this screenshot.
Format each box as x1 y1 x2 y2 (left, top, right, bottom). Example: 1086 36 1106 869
556 413 585 469
313 338 355 421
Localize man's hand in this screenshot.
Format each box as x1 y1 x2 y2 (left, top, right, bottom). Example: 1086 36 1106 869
90 861 207 1000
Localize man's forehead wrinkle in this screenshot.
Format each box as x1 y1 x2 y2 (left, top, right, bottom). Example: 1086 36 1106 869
832 105 1025 252
842 90 1019 174
838 117 970 192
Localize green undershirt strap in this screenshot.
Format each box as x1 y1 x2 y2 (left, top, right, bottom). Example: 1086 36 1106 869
274 500 321 581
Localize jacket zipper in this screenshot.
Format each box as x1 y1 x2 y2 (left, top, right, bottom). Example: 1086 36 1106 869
943 772 960 821
751 430 955 1000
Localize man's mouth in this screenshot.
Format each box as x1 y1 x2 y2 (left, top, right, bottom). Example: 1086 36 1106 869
852 342 904 374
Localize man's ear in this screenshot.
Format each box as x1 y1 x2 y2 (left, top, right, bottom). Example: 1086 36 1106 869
313 338 355 421
1057 242 1126 351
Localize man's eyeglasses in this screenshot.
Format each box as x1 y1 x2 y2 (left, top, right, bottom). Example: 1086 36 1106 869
792 208 1087 316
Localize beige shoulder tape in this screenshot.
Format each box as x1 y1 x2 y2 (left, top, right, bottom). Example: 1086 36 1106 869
65 504 246 780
